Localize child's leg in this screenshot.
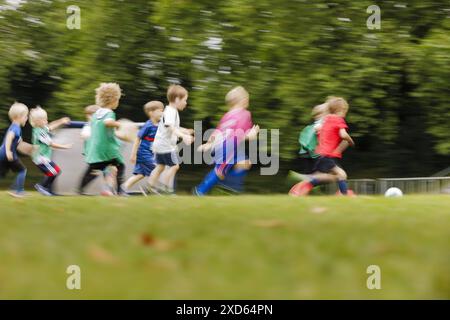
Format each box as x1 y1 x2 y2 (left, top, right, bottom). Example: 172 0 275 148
330 166 348 195
162 164 179 192
112 160 125 193
220 160 252 193
79 162 106 193
38 162 61 193
195 167 221 195
10 159 27 193
149 164 165 188
123 174 144 190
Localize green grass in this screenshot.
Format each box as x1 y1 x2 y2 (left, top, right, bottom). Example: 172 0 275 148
0 193 449 299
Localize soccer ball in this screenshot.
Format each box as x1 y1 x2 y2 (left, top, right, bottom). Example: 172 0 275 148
384 187 403 197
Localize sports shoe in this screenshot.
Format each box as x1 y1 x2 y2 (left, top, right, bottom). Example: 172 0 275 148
193 187 204 196
8 191 28 198
289 181 313 197
35 184 53 196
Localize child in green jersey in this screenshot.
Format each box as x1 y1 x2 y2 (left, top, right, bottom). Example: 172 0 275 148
29 107 71 196
79 83 126 195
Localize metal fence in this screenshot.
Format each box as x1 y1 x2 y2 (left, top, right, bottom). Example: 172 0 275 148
323 177 450 195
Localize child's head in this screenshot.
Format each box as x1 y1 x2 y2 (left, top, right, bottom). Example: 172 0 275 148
9 102 29 126
167 85 188 111
226 86 249 109
84 105 100 121
95 83 122 110
29 106 48 128
144 101 164 122
311 103 329 121
327 97 349 117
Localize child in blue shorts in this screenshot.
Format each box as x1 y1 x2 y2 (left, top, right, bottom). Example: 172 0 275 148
122 101 164 192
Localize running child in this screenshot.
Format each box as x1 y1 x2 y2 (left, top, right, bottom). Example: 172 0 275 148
79 83 126 195
122 101 163 192
0 102 29 198
81 104 117 196
297 102 328 174
194 86 259 196
148 85 194 194
29 107 72 196
290 97 354 196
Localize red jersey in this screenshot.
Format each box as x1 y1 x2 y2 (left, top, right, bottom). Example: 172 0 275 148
315 115 348 158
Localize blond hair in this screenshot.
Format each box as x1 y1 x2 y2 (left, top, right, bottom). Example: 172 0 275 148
8 102 28 121
144 101 164 115
327 97 349 115
167 85 188 103
29 106 48 127
95 83 122 108
225 86 249 107
84 104 100 115
311 103 329 119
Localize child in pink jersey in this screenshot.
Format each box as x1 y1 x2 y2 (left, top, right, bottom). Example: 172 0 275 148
194 86 259 195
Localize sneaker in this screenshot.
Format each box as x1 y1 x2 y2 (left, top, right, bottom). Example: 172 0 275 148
8 191 28 198
35 184 53 196
289 181 313 197
148 186 163 196
138 186 149 197
193 187 204 196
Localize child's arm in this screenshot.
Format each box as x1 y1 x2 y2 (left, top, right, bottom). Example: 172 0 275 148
50 142 72 150
104 119 121 129
339 129 355 147
169 126 194 145
48 117 71 131
4 131 16 161
179 127 194 135
246 125 260 141
334 140 350 155
130 137 141 164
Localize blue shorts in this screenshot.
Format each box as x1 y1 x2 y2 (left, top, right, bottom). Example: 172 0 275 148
213 139 248 177
155 152 180 167
313 157 340 173
133 162 155 177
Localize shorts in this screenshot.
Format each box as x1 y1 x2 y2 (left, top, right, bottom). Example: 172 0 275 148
36 161 61 177
0 158 26 177
314 156 341 173
155 152 180 167
298 156 320 174
213 138 248 177
133 162 156 177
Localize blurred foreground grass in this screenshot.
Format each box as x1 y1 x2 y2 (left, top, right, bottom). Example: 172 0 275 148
0 194 448 299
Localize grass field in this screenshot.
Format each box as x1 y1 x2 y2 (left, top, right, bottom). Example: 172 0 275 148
0 193 449 299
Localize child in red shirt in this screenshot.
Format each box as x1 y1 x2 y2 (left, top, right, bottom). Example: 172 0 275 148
291 97 354 196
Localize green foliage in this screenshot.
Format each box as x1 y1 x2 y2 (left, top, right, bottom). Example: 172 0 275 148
0 0 448 175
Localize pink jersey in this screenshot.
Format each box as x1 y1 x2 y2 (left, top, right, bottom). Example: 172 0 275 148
215 108 253 144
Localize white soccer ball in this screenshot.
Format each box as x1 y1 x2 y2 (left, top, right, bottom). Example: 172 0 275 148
384 187 403 197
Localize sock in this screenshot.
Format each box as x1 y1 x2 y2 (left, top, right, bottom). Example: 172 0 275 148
338 180 348 195
310 178 320 187
13 169 27 193
221 168 248 192
196 169 220 195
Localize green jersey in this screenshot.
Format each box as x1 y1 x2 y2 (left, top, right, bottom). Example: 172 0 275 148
85 108 123 164
299 123 320 159
32 126 53 164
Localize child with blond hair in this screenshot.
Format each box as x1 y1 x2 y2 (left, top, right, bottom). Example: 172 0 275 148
0 102 29 197
194 86 259 195
29 107 71 196
291 97 355 196
79 83 126 195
